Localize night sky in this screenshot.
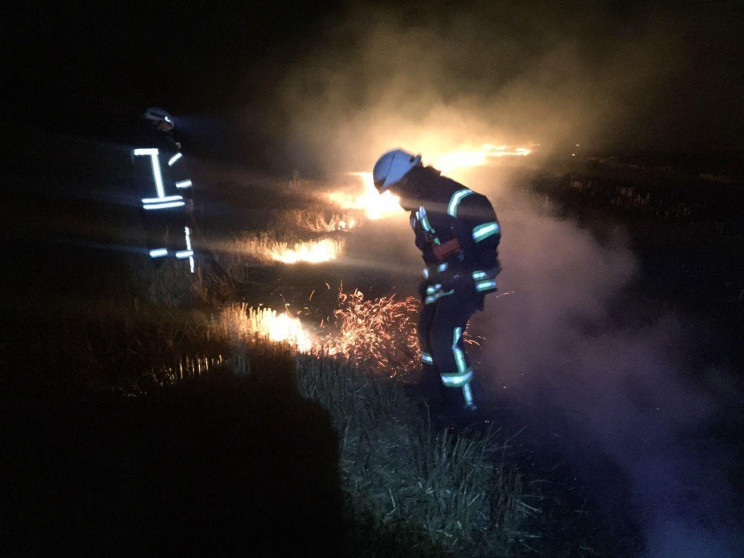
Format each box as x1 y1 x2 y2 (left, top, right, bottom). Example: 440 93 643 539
6 1 744 171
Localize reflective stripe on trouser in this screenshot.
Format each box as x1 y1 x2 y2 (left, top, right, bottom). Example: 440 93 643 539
141 208 194 272
418 286 478 407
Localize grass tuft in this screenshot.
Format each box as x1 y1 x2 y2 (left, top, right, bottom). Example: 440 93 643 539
295 354 529 556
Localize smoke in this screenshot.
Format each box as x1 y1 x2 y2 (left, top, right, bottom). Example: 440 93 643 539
330 158 743 554
251 2 744 553
264 1 743 175
464 172 743 557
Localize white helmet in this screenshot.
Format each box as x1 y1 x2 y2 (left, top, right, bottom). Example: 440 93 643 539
373 149 421 192
142 107 174 129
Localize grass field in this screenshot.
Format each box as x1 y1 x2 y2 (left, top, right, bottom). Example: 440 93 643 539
4 135 742 556
1 136 535 557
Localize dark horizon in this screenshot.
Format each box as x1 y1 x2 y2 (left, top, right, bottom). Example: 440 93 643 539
6 1 744 173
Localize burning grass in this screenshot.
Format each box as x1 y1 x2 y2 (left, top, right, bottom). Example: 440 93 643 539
6 286 532 556
3 160 538 555
270 237 346 264
209 289 423 382
327 172 405 221
212 303 315 354
432 143 533 174
322 289 421 380
235 233 346 264
282 208 360 233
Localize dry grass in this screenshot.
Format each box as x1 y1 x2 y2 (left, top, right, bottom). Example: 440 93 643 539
295 354 530 556
322 289 421 381
280 208 360 233
4 167 534 555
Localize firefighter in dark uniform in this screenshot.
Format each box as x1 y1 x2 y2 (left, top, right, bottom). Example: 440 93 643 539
131 107 195 273
373 149 501 423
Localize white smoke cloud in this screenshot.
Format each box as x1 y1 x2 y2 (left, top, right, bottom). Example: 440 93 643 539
466 172 743 557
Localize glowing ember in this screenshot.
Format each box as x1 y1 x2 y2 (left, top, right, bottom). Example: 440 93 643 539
328 172 405 220
271 238 345 264
320 289 483 378
432 144 533 173
322 289 421 379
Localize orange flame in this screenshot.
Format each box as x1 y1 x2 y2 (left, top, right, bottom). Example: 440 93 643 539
270 238 345 264
258 309 314 352
327 172 405 221
215 304 315 353
213 292 482 372
325 145 532 218
432 144 533 173
240 234 345 264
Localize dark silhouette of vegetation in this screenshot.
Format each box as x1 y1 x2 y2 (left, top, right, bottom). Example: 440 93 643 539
2 354 345 556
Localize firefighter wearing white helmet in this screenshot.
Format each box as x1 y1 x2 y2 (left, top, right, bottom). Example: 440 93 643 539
131 107 196 273
372 149 501 427
372 149 422 192
142 107 175 132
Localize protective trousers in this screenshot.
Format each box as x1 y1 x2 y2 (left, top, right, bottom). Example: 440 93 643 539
141 207 195 272
418 285 478 411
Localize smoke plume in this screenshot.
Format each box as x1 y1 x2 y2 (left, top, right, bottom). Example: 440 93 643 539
265 1 743 174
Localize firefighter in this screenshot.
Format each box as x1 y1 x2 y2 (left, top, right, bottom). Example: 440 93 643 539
373 149 501 425
131 107 195 273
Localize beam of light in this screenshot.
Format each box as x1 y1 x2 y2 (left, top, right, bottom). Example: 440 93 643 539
270 238 345 264
327 172 404 220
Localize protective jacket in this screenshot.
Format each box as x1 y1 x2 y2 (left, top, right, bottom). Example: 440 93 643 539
131 123 194 210
407 166 501 304
130 122 195 271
